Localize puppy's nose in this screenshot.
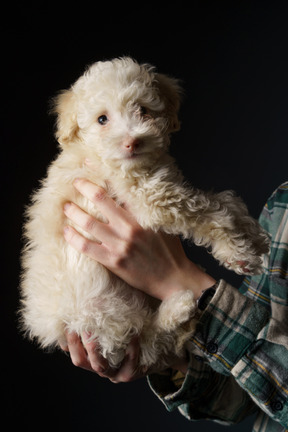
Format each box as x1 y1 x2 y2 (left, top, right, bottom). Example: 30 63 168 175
123 136 141 153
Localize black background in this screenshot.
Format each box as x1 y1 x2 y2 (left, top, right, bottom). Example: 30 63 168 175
3 1 288 431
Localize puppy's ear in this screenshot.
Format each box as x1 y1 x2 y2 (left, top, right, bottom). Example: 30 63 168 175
51 89 79 147
155 74 182 133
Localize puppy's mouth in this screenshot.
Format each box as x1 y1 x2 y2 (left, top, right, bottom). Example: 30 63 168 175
125 152 142 159
119 148 146 160
116 151 156 168
106 152 144 165
120 145 164 163
123 149 157 162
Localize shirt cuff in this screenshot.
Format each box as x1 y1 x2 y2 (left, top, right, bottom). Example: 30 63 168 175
147 352 218 419
190 279 270 375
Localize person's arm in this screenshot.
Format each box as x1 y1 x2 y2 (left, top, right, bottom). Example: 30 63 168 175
62 179 257 424
179 277 287 428
149 183 288 428
63 179 288 428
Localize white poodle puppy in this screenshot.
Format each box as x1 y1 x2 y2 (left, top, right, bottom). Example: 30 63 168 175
20 57 270 369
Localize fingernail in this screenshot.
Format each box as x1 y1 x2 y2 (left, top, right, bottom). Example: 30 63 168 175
63 202 71 212
63 226 69 234
73 178 81 185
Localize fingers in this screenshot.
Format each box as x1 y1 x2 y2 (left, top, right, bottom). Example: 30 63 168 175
65 331 110 375
63 225 108 262
63 202 100 237
65 331 94 372
63 202 112 244
63 332 143 383
82 333 110 376
63 179 142 274
83 335 142 383
72 179 129 225
108 336 141 383
63 198 108 260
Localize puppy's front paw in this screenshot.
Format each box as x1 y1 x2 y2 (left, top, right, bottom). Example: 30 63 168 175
225 256 264 275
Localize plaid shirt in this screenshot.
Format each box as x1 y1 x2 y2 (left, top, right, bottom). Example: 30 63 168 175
148 182 288 431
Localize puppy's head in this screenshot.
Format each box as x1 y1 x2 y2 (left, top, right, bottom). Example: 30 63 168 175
52 57 182 169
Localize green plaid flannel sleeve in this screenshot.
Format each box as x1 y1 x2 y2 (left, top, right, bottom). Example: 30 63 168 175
148 282 262 425
148 182 288 431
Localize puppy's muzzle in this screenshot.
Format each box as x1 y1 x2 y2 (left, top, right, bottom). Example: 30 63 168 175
122 136 141 154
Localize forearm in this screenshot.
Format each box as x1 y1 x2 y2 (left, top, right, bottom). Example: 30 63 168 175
195 280 288 427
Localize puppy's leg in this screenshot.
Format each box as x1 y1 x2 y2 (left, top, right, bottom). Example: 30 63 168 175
137 184 270 274
200 190 270 274
139 290 197 368
187 192 269 274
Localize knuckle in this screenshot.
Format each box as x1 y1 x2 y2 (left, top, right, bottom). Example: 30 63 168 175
110 245 130 269
83 215 96 232
79 237 91 254
110 379 120 384
71 357 83 368
120 225 143 255
66 331 79 345
92 186 107 202
121 375 133 383
93 365 107 375
124 222 142 241
118 372 135 383
109 254 124 270
107 223 143 270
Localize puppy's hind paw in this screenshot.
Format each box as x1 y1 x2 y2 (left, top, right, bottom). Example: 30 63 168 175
155 290 197 332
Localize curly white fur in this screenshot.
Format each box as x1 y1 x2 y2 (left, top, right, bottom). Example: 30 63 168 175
20 57 270 368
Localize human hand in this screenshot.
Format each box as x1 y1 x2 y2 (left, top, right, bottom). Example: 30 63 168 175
61 331 189 382
61 332 144 383
63 179 216 301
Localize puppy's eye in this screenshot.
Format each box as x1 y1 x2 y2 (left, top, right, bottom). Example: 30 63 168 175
98 115 109 125
140 106 147 116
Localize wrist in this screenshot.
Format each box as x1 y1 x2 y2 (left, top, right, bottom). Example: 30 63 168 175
158 260 216 302
196 281 220 311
